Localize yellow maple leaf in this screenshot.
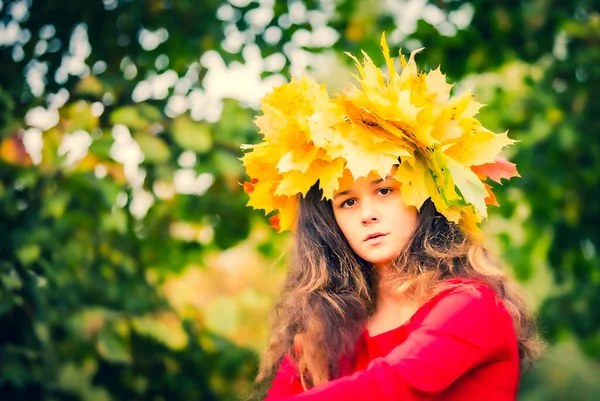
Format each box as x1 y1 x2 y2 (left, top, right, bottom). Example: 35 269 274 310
276 146 320 174
276 196 299 232
424 66 454 104
315 158 347 200
246 180 277 214
445 130 516 167
395 156 430 209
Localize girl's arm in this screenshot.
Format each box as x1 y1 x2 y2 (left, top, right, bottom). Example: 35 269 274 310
275 285 515 401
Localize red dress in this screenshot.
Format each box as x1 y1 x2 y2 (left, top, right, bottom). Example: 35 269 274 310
265 280 520 401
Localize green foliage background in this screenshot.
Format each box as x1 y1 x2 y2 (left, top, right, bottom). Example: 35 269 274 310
1 0 599 400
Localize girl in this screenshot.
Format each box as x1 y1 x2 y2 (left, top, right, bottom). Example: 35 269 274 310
241 34 542 401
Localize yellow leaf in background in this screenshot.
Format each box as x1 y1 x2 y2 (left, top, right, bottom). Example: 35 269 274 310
445 130 516 167
74 75 105 97
204 297 240 336
131 312 188 351
162 241 288 350
60 101 99 132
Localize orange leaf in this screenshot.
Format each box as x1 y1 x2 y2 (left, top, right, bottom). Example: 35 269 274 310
0 135 32 166
483 183 499 206
471 157 520 184
269 215 281 231
242 181 255 194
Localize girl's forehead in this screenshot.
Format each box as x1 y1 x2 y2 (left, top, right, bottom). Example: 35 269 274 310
335 171 399 195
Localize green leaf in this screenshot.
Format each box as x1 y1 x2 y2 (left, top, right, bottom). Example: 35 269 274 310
88 131 114 160
134 133 171 163
204 297 240 336
0 294 17 316
171 115 213 153
110 104 162 131
60 101 98 132
16 244 41 266
41 191 69 218
1 270 22 291
131 314 188 350
101 209 128 234
96 325 132 364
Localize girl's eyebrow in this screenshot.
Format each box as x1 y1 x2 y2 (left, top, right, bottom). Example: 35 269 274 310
333 178 385 199
333 189 352 199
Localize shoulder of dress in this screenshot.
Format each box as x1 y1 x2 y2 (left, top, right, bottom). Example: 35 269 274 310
424 278 510 320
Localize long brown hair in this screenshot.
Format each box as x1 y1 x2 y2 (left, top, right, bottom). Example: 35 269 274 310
254 183 543 393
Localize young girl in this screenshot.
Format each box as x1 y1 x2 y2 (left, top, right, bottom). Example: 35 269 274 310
241 34 542 401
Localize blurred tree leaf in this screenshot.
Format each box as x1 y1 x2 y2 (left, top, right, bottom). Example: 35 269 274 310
133 133 170 164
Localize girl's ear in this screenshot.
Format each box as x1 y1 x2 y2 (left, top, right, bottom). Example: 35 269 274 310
292 333 305 357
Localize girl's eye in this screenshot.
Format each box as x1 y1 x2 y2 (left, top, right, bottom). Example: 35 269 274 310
341 198 356 208
378 188 393 196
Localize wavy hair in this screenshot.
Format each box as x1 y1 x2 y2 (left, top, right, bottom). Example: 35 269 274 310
254 183 543 394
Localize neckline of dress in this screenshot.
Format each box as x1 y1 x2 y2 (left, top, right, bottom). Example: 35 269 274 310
363 277 479 341
364 319 410 341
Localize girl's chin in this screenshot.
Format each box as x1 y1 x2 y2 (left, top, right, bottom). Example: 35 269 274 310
361 252 397 266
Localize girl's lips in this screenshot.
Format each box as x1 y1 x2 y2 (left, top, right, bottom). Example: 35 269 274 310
364 233 387 242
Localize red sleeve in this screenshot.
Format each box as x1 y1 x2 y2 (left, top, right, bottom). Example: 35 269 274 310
264 354 304 401
277 285 514 401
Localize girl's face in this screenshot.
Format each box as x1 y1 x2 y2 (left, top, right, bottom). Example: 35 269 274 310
332 172 418 266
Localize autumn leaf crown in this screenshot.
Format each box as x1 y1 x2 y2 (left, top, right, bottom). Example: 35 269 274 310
240 33 519 233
